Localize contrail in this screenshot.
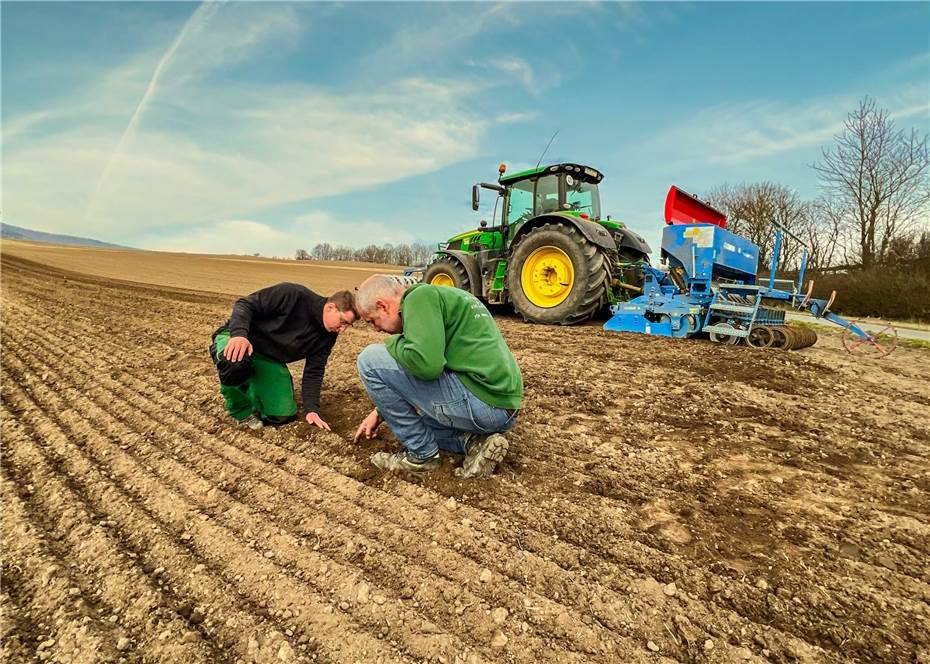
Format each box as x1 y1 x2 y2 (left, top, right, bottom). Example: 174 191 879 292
84 1 223 222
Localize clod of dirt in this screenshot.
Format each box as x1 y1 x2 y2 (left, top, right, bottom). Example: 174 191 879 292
491 607 508 624
479 568 492 583
116 637 130 651
356 582 371 604
704 639 715 651
647 640 660 652
490 631 508 648
277 642 294 662
663 582 677 597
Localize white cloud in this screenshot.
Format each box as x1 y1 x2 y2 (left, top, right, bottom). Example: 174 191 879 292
634 84 930 172
3 6 488 240
488 57 548 96
495 111 539 125
141 219 293 256
140 212 417 256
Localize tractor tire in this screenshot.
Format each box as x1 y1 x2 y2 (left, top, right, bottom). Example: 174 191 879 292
507 223 608 325
424 256 470 291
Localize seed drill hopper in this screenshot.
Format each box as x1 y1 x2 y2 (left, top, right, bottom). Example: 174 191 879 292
603 186 898 355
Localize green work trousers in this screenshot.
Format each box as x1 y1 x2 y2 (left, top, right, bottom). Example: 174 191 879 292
213 331 298 423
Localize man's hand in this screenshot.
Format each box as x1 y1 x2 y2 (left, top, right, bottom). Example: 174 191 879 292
305 412 331 431
223 336 253 362
353 409 382 443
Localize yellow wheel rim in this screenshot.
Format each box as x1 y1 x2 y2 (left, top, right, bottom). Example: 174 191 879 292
520 246 574 307
430 273 455 287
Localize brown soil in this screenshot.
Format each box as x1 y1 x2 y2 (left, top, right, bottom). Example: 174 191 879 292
2 249 928 664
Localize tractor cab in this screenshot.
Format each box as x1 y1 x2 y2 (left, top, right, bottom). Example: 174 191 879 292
498 163 604 229
472 163 605 234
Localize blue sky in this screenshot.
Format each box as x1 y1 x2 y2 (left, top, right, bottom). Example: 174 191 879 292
3 1 928 257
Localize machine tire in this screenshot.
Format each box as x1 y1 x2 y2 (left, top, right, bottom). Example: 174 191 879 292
507 223 609 325
424 256 470 291
709 322 741 345
747 326 774 348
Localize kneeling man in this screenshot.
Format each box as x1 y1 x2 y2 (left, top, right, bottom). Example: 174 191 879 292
210 283 356 430
353 276 522 478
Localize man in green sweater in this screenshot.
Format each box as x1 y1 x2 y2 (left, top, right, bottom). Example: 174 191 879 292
353 275 523 478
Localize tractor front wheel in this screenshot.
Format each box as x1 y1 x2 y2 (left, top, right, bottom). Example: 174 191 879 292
424 256 470 291
507 223 608 324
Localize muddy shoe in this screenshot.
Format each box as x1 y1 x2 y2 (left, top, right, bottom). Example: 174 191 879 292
370 451 440 475
456 433 508 479
237 414 264 431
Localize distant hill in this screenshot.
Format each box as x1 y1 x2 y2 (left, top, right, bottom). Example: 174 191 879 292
0 223 130 249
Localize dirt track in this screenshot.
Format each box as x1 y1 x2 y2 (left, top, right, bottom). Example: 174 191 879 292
2 250 929 664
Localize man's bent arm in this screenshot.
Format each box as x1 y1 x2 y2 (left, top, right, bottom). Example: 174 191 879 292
384 289 447 380
301 338 336 415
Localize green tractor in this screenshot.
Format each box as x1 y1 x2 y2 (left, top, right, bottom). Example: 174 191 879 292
422 162 652 324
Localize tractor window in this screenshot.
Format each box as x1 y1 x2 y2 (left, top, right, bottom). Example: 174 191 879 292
506 180 534 225
565 178 601 219
534 175 560 214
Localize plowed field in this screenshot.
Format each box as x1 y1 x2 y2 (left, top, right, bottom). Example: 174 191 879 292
2 246 928 664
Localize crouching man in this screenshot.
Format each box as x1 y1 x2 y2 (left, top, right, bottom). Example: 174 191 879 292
210 283 356 430
352 275 522 478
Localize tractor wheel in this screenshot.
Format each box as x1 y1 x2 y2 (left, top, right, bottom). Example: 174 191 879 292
424 256 470 291
507 223 608 325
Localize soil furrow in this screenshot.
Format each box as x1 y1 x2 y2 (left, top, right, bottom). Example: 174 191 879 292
2 380 401 664
3 322 631 663
5 312 901 661
3 251 928 664
1 463 153 664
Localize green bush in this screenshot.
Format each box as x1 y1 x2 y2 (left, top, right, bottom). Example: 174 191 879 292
810 259 930 322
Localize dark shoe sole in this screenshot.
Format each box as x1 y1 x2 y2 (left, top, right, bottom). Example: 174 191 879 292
456 434 508 478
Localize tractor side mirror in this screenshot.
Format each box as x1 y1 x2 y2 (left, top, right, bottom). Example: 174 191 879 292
472 184 480 211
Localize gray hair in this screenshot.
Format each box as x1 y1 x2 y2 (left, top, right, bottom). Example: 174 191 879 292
355 275 409 314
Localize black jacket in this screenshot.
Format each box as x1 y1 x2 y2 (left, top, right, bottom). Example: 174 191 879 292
223 283 336 415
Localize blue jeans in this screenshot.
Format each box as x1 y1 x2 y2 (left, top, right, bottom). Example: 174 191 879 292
357 344 518 461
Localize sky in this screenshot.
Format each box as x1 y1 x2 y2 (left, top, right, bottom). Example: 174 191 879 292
2 1 928 258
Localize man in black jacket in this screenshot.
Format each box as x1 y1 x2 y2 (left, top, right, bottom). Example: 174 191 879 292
210 283 356 430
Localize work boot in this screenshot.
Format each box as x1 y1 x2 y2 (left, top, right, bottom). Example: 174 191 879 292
237 414 264 431
456 433 508 479
370 450 440 475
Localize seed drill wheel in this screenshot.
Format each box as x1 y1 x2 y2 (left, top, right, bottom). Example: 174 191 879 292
507 223 608 324
708 322 742 345
424 256 470 290
770 326 791 350
746 326 774 348
794 327 818 349
842 322 899 357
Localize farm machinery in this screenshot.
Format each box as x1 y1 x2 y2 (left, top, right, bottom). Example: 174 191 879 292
420 162 651 324
603 186 899 355
416 161 896 355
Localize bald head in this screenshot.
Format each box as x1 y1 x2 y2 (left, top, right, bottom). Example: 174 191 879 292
355 275 407 315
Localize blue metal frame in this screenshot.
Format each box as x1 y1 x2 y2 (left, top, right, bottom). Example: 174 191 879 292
605 222 876 344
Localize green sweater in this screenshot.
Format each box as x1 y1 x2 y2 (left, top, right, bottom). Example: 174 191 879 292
385 284 523 410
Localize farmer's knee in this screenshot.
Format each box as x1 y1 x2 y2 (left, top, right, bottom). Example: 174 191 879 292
357 344 396 379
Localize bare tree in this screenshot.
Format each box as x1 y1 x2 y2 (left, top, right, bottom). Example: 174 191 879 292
704 181 807 269
812 97 930 268
295 248 310 260
801 197 848 270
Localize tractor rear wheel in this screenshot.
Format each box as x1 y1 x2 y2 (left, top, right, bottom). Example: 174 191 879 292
424 256 470 291
507 223 608 324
